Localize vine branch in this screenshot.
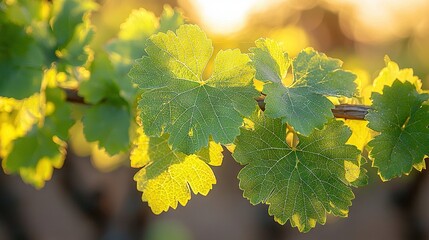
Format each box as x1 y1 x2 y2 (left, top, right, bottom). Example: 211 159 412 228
255 95 369 120
65 89 370 120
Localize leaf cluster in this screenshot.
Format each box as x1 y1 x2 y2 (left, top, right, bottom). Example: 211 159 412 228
1 2 428 233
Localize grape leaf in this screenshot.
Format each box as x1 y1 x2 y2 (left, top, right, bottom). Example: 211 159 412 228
82 101 131 155
129 24 258 154
58 17 94 67
105 8 158 68
372 56 422 94
1 95 44 158
158 5 185 33
2 0 48 25
0 22 45 99
2 87 73 188
43 88 75 140
79 51 120 104
343 120 370 187
106 6 185 102
233 111 361 232
131 128 223 214
106 5 184 67
366 80 429 180
250 38 290 83
250 39 357 135
51 0 98 48
3 126 66 188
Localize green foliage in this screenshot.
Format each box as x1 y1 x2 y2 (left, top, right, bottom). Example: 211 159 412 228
0 20 46 99
51 0 96 46
3 87 73 188
130 24 258 154
82 101 131 155
251 39 357 135
0 0 97 99
79 52 120 104
233 111 360 232
367 80 429 180
51 0 97 66
105 5 185 102
1 2 429 234
79 6 186 155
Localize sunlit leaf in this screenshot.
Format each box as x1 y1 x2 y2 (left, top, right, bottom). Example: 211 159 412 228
2 87 73 188
233 111 361 232
372 56 422 94
105 6 185 103
131 128 223 214
366 80 429 180
251 39 357 135
130 24 258 154
158 5 185 33
51 0 98 48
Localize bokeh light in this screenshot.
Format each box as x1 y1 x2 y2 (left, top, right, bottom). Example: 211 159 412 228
187 0 287 34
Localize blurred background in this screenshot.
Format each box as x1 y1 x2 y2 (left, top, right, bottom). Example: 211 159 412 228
1 0 429 239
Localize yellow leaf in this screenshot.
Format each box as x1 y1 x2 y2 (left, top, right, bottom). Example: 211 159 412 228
134 154 217 214
372 56 422 94
131 130 223 214
344 120 371 151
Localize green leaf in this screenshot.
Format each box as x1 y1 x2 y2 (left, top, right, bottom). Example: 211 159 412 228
129 24 258 154
79 51 119 104
250 38 290 83
106 8 158 64
2 0 48 25
118 8 159 41
233 111 361 232
105 6 185 103
44 88 75 140
82 101 131 155
2 87 73 188
51 0 98 48
348 156 368 187
251 39 357 135
158 5 185 33
131 128 223 214
3 127 67 189
4 127 60 172
57 17 94 67
366 80 429 180
0 22 45 99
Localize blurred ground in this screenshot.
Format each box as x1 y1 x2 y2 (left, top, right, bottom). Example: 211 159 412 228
1 0 429 239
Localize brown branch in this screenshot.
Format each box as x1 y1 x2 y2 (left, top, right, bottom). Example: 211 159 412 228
64 88 87 105
64 88 370 120
331 104 370 120
256 95 370 120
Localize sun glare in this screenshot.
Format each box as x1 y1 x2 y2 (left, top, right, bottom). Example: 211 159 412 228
190 0 262 34
189 0 428 41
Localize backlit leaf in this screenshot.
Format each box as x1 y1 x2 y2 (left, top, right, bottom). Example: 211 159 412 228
251 39 357 135
366 80 429 180
131 128 223 214
233 111 361 232
2 87 73 188
129 24 258 154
